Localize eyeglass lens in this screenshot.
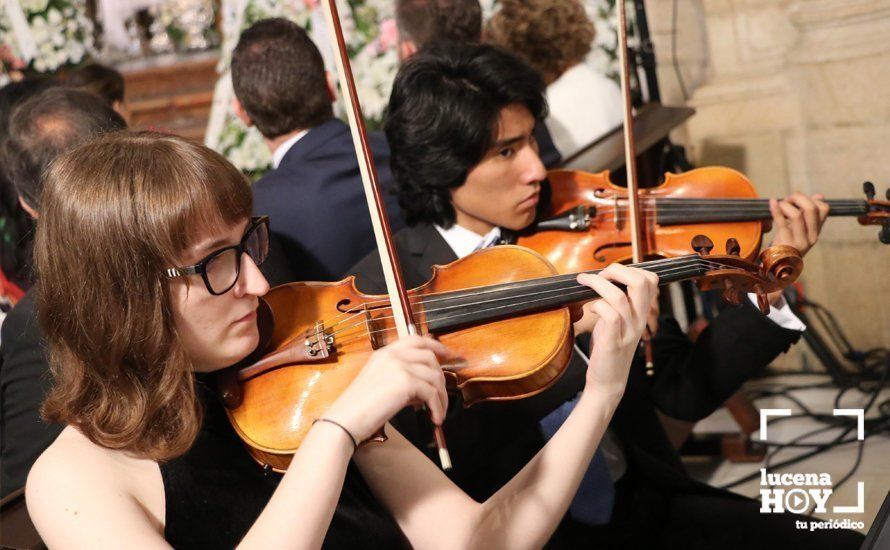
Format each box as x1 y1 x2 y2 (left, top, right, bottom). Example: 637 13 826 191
204 221 269 294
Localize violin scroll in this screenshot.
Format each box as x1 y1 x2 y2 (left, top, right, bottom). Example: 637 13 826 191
759 245 803 285
859 181 890 244
691 237 803 314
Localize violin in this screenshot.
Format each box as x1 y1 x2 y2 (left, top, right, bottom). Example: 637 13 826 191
517 168 890 274
220 240 802 471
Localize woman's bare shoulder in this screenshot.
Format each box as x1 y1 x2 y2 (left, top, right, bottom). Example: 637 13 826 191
26 426 167 548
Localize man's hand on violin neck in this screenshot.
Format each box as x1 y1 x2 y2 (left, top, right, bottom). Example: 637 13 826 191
768 192 830 258
576 265 659 397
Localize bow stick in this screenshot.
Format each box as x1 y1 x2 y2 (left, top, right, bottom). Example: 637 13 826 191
616 1 655 374
321 0 452 470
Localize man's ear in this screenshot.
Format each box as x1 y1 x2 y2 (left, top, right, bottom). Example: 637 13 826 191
18 195 38 219
398 39 418 62
232 97 254 127
325 71 337 103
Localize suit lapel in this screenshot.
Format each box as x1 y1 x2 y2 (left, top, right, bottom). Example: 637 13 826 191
402 224 458 287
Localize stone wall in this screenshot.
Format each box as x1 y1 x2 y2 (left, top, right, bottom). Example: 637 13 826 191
644 0 890 366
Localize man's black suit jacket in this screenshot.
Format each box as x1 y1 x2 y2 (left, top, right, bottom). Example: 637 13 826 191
1 290 61 497
349 223 802 499
252 118 404 283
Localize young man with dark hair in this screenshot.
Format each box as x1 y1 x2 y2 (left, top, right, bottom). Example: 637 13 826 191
351 44 861 549
0 87 127 497
230 17 402 282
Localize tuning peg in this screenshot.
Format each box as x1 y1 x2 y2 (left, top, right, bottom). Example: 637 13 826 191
692 234 714 256
880 224 890 245
725 238 741 256
863 181 876 200
755 286 771 315
885 188 889 201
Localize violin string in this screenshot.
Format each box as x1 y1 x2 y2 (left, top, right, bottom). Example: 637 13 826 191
314 256 705 336
594 203 867 216
317 262 706 345
595 198 865 206
574 207 867 225
279 200 868 335
327 263 719 349
310 259 734 348
316 255 713 337
331 254 740 332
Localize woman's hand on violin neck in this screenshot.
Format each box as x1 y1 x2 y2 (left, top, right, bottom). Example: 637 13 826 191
768 192 830 257
324 336 453 443
576 265 659 397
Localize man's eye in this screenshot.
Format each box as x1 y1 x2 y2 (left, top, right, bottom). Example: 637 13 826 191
498 148 514 158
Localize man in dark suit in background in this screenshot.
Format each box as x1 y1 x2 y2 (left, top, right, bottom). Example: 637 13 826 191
0 88 127 496
230 18 402 282
394 0 562 168
349 44 861 549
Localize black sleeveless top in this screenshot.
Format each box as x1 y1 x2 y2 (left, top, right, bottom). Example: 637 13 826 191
160 380 407 549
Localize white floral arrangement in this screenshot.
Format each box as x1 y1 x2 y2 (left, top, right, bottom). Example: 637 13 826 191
148 0 220 54
209 0 621 176
0 0 94 75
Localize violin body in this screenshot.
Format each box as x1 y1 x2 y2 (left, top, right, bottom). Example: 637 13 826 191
519 167 763 273
225 246 572 471
224 242 803 471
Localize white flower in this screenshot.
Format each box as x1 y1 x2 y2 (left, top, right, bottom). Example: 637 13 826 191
45 52 61 71
30 15 50 44
38 40 55 57
47 8 63 26
22 0 50 13
33 57 47 72
66 40 85 62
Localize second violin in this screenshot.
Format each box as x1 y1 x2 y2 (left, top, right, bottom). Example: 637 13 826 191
517 167 890 273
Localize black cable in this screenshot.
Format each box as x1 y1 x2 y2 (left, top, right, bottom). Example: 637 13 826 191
718 353 889 491
670 0 688 101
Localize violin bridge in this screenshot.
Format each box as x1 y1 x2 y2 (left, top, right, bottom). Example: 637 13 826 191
305 321 334 358
362 305 382 350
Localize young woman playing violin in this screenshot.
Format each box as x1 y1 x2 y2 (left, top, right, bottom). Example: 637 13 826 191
350 44 863 548
24 131 658 548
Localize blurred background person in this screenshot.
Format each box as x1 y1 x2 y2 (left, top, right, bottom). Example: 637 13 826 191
486 0 623 159
65 63 130 124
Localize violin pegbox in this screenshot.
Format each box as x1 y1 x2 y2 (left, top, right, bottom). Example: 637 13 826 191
690 236 803 315
860 181 890 243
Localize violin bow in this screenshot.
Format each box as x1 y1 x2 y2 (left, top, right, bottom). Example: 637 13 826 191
616 1 655 374
616 0 645 264
321 0 452 470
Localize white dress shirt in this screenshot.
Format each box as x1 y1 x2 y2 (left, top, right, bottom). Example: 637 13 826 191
434 223 501 259
270 129 309 169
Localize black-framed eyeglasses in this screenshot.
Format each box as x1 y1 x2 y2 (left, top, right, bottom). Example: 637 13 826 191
163 216 270 295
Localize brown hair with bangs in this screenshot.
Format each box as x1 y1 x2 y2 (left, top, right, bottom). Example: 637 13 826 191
34 131 253 460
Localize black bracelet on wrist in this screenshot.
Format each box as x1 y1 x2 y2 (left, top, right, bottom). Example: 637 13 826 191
312 418 358 450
